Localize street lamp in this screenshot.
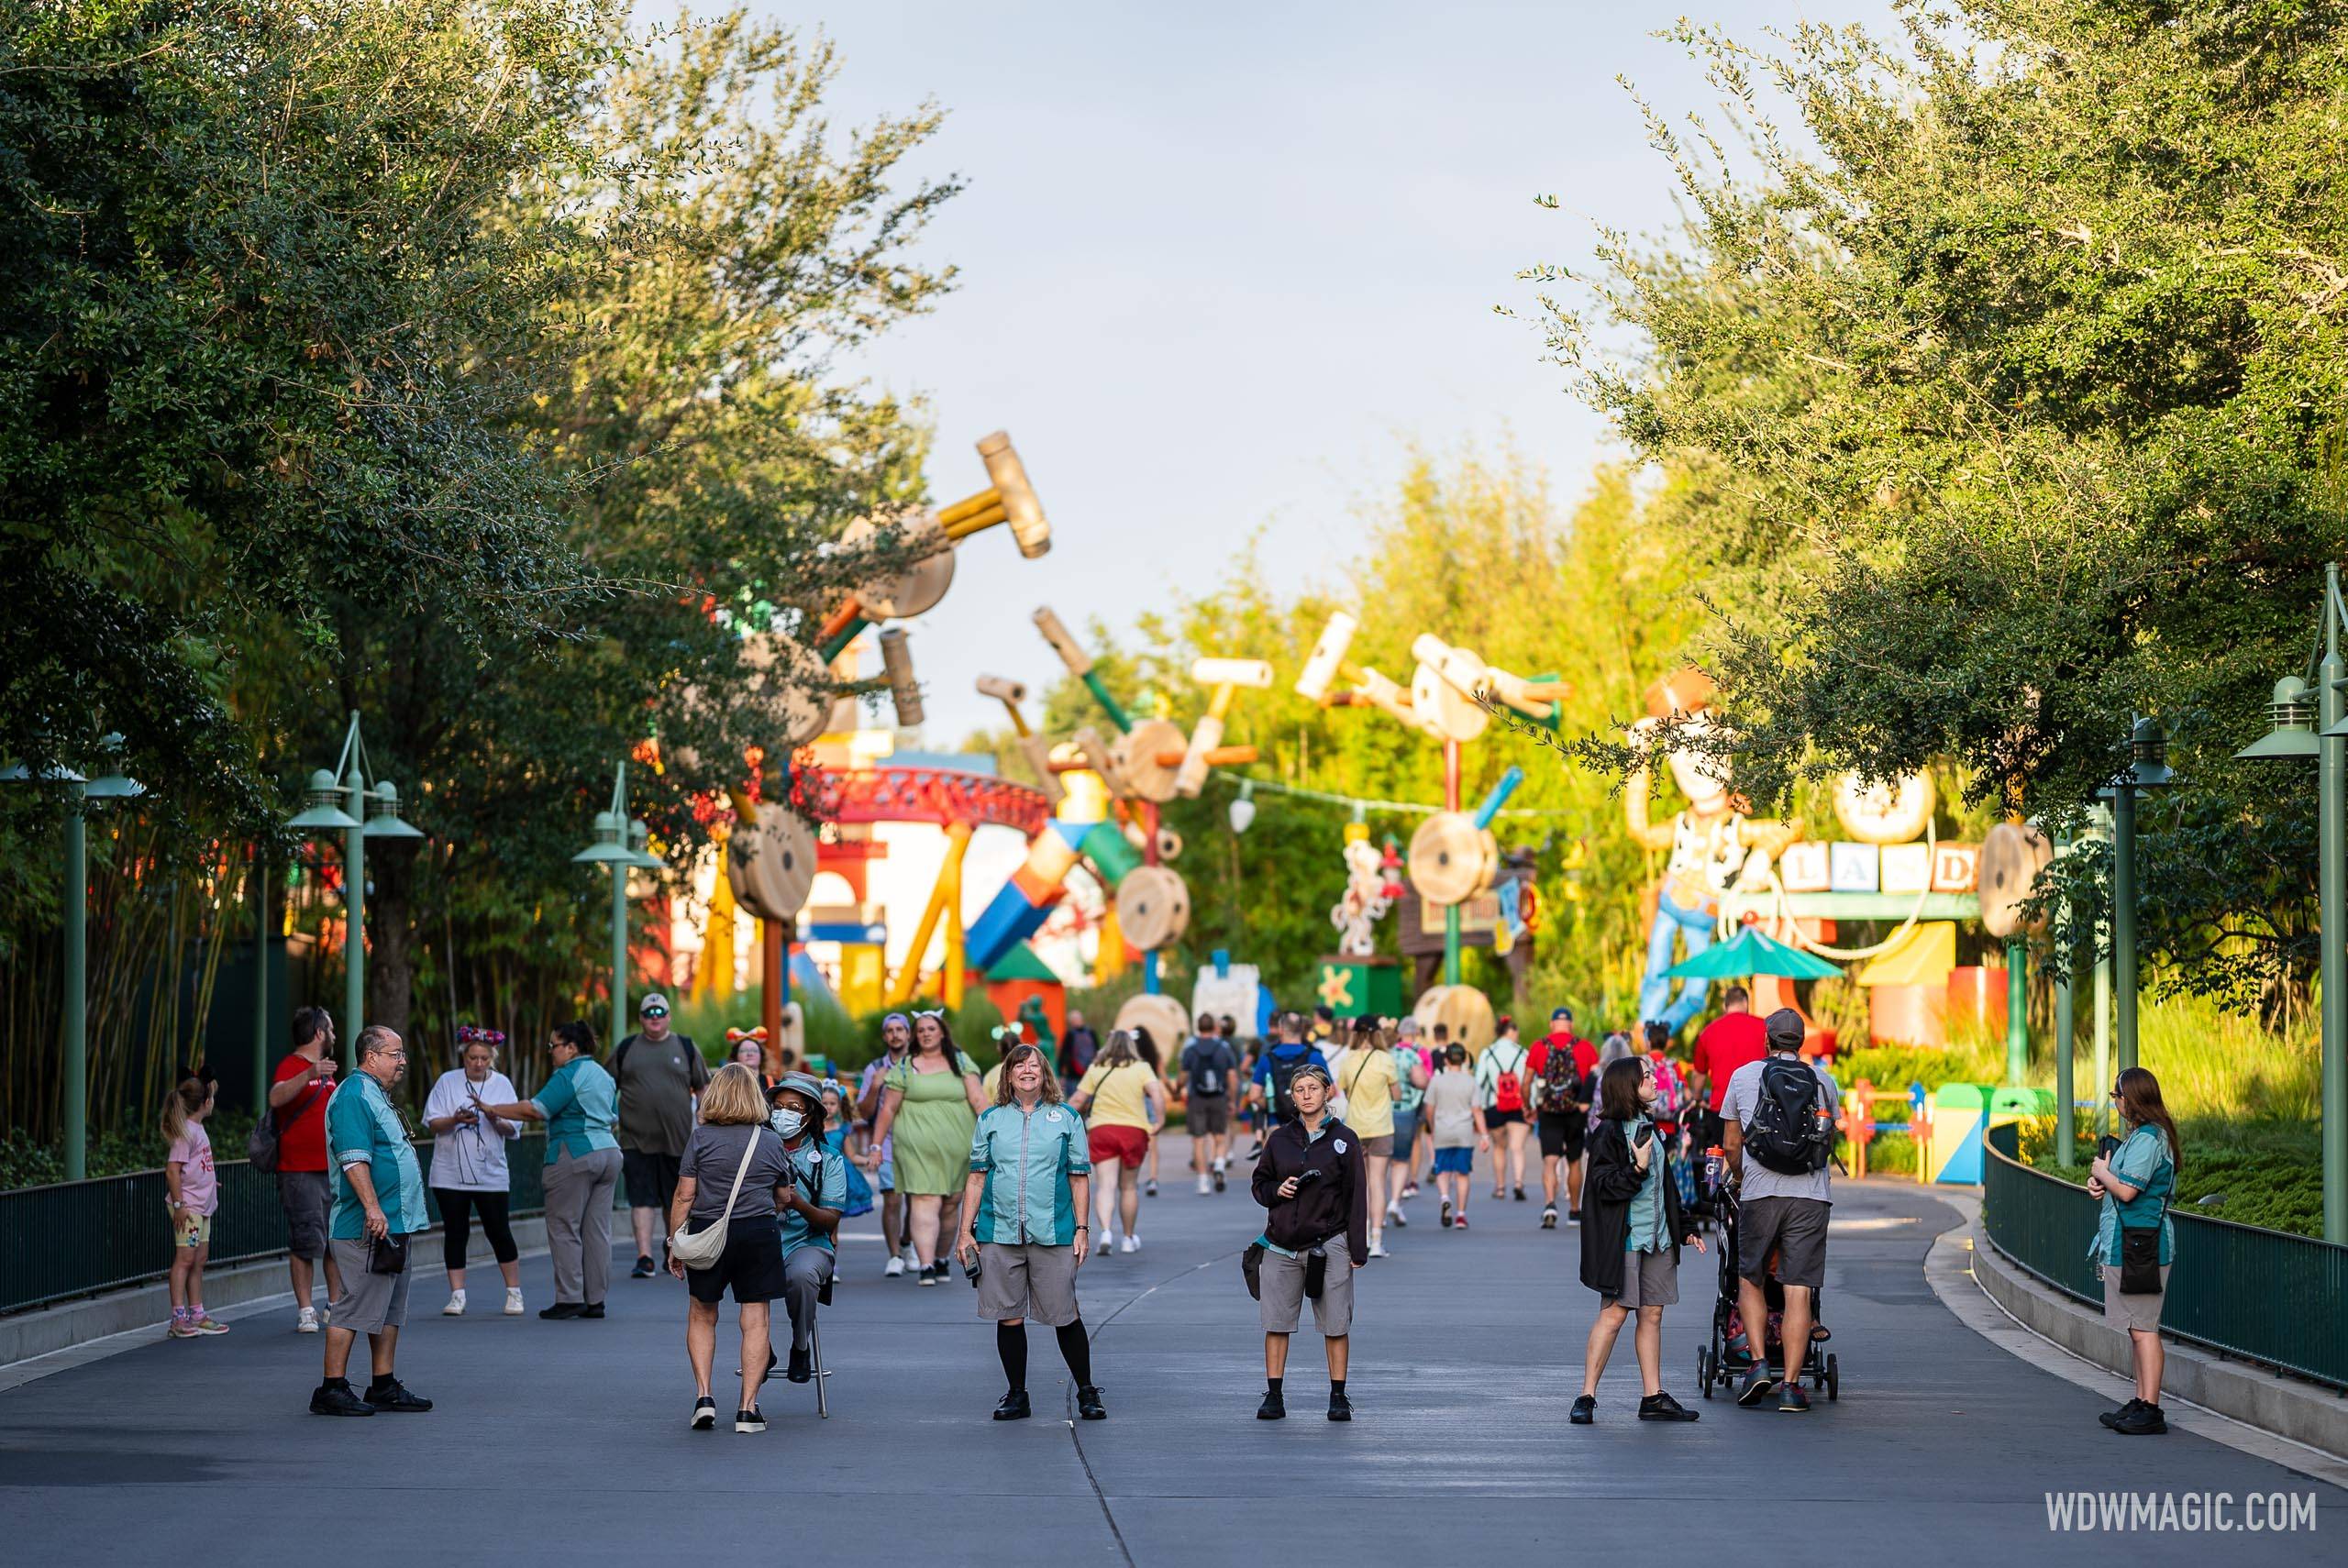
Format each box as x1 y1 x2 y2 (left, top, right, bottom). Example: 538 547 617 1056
574 761 663 1050
2236 562 2348 1242
2097 715 2174 1081
286 712 422 1065
1 735 144 1179
1228 779 1256 834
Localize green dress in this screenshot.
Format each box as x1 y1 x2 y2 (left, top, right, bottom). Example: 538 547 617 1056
886 1051 981 1196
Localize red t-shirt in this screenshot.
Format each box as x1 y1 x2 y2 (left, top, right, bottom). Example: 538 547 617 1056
271 1053 337 1171
1690 1011 1768 1110
1526 1032 1599 1102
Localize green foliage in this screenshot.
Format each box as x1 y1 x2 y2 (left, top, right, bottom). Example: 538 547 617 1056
2020 1116 2323 1239
1542 0 2348 1013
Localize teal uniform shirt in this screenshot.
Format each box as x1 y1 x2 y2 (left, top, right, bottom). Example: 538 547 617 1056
777 1134 850 1259
969 1100 1091 1246
2090 1123 2176 1266
327 1072 428 1240
1620 1115 1667 1253
532 1056 619 1164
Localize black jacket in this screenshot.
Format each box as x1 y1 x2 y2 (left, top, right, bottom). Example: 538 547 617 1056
1251 1115 1369 1266
1577 1118 1688 1297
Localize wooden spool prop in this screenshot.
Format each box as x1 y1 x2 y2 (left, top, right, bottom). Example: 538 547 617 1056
1114 865 1191 952
1113 992 1192 1061
728 808 818 924
1412 984 1497 1055
1978 821 2054 939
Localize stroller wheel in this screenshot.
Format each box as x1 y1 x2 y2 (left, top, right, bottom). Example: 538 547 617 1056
1698 1347 1715 1399
1825 1353 1839 1403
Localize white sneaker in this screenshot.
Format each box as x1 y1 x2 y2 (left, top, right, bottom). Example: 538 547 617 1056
1118 1235 1141 1254
899 1242 918 1268
1196 1173 1212 1194
1368 1242 1390 1259
504 1288 525 1316
1213 1156 1226 1174
442 1290 466 1317
1388 1205 1408 1229
295 1307 319 1333
883 1254 906 1278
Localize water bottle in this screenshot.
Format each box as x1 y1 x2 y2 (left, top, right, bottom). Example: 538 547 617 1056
1703 1145 1726 1195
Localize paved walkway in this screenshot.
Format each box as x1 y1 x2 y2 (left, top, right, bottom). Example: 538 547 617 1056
1 1138 2338 1564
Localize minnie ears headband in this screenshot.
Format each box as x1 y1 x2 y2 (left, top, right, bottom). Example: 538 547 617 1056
725 1026 770 1045
456 1025 506 1047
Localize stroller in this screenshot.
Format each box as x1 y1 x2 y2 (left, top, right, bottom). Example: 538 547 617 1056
1694 1187 1839 1402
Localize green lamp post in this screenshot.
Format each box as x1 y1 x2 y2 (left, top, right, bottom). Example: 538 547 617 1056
2237 570 2346 1242
574 762 663 1051
2097 716 2174 1080
1 739 143 1180
287 713 422 1065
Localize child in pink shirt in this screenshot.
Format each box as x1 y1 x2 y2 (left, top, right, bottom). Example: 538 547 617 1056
163 1072 227 1338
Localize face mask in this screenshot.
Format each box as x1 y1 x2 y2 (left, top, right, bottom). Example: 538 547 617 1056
775 1110 805 1139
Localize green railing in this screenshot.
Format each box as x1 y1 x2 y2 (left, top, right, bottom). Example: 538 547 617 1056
1 1138 628 1318
1981 1121 2348 1390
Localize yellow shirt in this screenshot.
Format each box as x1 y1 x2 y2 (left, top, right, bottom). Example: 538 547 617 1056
1330 1046 1397 1138
1074 1060 1158 1131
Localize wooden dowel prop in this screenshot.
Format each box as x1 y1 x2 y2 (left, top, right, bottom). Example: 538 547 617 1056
1472 766 1525 830
816 595 863 646
1033 605 1091 675
879 626 923 727
978 431 1052 558
939 501 1009 540
937 489 1002 529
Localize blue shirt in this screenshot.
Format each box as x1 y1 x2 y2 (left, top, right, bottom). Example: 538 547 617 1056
327 1072 428 1240
1252 1043 1330 1090
2089 1124 2176 1267
1620 1116 1668 1253
969 1100 1091 1246
532 1057 619 1164
777 1134 850 1259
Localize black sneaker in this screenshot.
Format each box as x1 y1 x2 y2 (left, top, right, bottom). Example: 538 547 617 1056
309 1382 375 1418
631 1254 656 1278
1638 1391 1700 1422
787 1345 812 1384
1735 1366 1777 1407
1077 1385 1108 1420
1541 1206 1558 1230
735 1406 765 1433
992 1390 1032 1421
578 1303 605 1319
1514 1187 1528 1202
538 1302 583 1320
1257 1387 1286 1420
1327 1389 1353 1422
364 1380 433 1413
1568 1395 1596 1425
1778 1384 1811 1414
2110 1402 2167 1436
2098 1397 2144 1430
691 1397 716 1430
1213 1169 1226 1192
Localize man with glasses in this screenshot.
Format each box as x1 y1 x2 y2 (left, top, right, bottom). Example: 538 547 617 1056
311 1026 431 1417
613 993 706 1279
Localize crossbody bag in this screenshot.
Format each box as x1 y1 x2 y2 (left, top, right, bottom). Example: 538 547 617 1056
667 1131 766 1271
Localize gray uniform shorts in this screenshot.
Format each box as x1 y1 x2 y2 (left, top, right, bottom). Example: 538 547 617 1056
1604 1249 1679 1309
2101 1264 2170 1333
326 1237 414 1335
1258 1243 1355 1336
975 1242 1081 1327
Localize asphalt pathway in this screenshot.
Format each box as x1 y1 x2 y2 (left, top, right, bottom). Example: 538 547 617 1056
1 1136 2338 1565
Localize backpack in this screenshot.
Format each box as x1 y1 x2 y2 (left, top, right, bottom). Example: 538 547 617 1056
1491 1046 1525 1114
1743 1056 1834 1175
248 1068 328 1173
1540 1041 1581 1113
1185 1037 1231 1098
1650 1056 1687 1125
1268 1046 1316 1122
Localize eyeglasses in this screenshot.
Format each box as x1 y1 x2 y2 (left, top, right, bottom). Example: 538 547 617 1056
641 1007 669 1019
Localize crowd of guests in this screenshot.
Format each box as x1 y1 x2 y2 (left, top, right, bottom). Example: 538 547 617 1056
193 978 2179 1439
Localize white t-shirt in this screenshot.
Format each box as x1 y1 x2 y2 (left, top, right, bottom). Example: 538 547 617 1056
1720 1055 1840 1205
425 1069 521 1191
1474 1039 1530 1110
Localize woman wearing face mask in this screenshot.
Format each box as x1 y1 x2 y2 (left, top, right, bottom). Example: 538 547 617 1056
767 1072 847 1386
868 1010 986 1285
1571 1055 1704 1425
956 1043 1104 1421
422 1026 525 1317
1248 1063 1368 1422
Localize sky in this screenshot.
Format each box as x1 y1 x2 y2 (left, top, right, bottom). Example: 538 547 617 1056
768 1 1877 747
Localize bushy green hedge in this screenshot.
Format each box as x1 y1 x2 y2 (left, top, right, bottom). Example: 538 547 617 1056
2017 1116 2321 1240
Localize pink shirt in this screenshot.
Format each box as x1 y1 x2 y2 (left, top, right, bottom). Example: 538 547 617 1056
169 1123 218 1216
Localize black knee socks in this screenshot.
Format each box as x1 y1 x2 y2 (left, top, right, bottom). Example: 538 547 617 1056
1056 1320 1093 1387
997 1323 1028 1393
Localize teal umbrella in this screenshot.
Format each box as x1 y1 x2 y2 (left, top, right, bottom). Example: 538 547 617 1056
1663 926 1842 981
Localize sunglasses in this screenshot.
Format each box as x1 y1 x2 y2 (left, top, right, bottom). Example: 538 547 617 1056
641 1008 669 1019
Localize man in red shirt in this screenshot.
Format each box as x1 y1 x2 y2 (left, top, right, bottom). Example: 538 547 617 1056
270 1007 345 1331
1525 1007 1600 1227
1689 984 1768 1148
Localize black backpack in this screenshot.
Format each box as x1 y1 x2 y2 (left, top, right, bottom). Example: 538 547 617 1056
1540 1041 1581 1113
1267 1047 1315 1122
1743 1056 1834 1175
1185 1037 1231 1098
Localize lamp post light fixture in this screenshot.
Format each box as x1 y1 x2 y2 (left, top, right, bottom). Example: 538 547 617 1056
574 761 664 1051
2237 562 2348 1243
1 736 145 1180
2096 715 2175 1081
1228 779 1256 834
286 712 423 1065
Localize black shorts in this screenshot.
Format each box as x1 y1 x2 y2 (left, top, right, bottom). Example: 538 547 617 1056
1736 1195 1830 1290
683 1215 785 1305
1487 1108 1525 1128
1537 1112 1585 1161
622 1148 681 1213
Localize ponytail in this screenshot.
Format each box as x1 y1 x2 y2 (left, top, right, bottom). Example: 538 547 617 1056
161 1074 209 1145
2114 1066 2181 1174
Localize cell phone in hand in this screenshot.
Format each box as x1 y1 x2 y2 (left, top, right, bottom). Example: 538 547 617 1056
1634 1123 1654 1149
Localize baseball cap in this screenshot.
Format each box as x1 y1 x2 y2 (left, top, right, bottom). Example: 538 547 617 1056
770 1071 827 1124
638 993 670 1018
1765 1008 1805 1052
1551 1006 1574 1021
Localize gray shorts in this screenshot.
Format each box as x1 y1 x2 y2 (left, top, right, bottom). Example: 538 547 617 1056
1604 1249 1680 1309
1737 1195 1829 1290
325 1237 414 1334
1258 1243 1354 1336
975 1242 1080 1327
278 1169 333 1260
1187 1094 1230 1135
2101 1264 2170 1333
